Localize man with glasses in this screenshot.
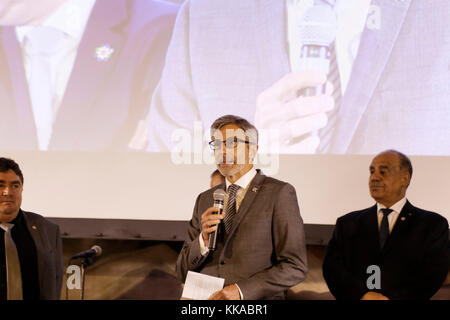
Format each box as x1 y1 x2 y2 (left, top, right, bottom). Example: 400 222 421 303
176 114 308 300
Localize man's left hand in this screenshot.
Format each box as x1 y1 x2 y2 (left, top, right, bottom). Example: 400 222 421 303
209 284 241 300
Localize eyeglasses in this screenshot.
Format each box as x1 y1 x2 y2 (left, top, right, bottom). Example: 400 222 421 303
208 137 255 150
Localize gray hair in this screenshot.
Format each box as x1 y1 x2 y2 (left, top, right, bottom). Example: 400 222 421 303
210 114 258 144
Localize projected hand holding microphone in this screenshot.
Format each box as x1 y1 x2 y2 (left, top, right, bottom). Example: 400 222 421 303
255 5 337 154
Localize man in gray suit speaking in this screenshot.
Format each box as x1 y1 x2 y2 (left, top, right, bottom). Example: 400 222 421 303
176 115 308 300
0 158 63 300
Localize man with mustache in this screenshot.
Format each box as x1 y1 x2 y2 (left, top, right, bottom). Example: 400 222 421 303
323 150 449 299
176 115 308 299
0 158 62 300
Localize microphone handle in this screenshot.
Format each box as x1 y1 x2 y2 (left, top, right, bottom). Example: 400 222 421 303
208 201 224 251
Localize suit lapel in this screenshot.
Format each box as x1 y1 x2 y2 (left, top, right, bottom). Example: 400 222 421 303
329 0 412 153
251 0 290 90
22 211 47 292
50 0 128 148
224 171 266 245
361 204 381 255
0 27 38 148
382 200 414 255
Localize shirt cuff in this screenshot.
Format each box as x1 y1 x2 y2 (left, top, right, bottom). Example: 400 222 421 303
199 235 210 256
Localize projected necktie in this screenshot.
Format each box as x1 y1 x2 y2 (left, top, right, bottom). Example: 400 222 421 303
379 208 393 249
0 223 23 300
314 0 341 153
224 184 240 234
24 26 65 151
318 42 341 153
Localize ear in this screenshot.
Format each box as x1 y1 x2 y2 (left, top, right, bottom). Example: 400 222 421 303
249 144 258 162
401 171 411 188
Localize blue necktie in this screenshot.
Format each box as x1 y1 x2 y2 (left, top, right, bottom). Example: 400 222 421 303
379 208 393 249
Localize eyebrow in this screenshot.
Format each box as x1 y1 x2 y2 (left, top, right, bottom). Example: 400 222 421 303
0 180 21 184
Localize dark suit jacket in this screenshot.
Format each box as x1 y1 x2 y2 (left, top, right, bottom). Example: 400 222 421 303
22 210 63 300
0 0 178 151
323 200 449 300
176 171 308 300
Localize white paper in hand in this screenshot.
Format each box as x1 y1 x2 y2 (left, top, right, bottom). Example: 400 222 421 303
181 271 225 300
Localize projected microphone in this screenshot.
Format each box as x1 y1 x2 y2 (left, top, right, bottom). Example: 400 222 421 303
71 245 102 260
297 5 337 97
208 189 226 251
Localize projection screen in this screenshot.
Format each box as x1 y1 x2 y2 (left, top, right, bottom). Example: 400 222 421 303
1 0 449 241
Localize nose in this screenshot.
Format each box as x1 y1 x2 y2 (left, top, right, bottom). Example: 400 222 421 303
1 187 10 196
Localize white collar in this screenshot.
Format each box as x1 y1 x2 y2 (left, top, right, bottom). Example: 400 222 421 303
377 197 407 214
225 167 258 191
15 0 96 43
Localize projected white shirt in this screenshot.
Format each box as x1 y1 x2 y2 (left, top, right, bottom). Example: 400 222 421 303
287 0 373 95
15 0 96 150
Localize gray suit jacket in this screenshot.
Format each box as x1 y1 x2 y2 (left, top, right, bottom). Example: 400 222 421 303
22 211 63 300
176 171 308 300
148 0 450 155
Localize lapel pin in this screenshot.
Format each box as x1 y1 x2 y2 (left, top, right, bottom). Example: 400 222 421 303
252 187 259 193
401 217 406 221
95 44 114 62
32 225 37 230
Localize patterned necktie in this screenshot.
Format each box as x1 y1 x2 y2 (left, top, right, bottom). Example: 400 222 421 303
224 184 240 234
311 0 341 153
379 208 393 249
318 42 341 153
0 223 23 300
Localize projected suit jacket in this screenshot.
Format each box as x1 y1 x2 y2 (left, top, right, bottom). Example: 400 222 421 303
322 201 449 300
0 0 178 151
21 210 63 300
147 0 450 155
176 170 308 300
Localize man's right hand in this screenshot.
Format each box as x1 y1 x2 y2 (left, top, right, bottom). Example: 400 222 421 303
361 291 389 300
201 207 225 247
255 70 334 154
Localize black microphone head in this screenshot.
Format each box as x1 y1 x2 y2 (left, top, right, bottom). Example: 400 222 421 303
213 189 226 201
91 245 102 257
298 5 337 46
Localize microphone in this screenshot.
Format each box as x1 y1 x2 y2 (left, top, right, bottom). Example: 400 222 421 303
71 245 102 260
208 189 226 251
297 5 337 97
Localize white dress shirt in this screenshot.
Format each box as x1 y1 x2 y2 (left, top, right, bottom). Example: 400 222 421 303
376 197 407 233
15 0 96 150
287 0 373 95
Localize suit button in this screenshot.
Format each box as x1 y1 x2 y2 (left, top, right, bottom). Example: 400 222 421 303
220 260 225 265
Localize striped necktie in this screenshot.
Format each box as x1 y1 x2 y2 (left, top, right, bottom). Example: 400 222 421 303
224 184 240 234
0 223 23 300
318 41 341 153
312 0 341 153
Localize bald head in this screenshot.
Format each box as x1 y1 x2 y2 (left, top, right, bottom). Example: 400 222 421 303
369 150 412 207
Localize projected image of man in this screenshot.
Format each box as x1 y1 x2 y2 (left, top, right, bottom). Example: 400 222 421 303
0 0 178 151
147 0 450 156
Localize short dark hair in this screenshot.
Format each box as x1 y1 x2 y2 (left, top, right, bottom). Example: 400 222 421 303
210 115 258 144
0 158 24 184
381 149 413 178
